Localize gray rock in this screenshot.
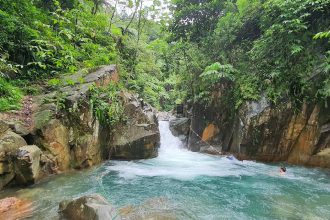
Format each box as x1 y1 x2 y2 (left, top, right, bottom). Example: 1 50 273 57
0 130 27 189
59 194 121 220
110 92 160 160
0 121 9 134
169 117 190 137
11 123 30 136
14 145 42 185
200 146 222 155
0 130 27 153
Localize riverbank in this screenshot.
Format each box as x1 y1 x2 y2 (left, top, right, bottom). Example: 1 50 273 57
1 121 329 219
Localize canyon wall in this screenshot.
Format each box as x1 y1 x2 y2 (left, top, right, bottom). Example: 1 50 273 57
172 82 330 168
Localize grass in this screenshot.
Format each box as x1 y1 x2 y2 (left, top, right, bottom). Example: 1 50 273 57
0 77 23 111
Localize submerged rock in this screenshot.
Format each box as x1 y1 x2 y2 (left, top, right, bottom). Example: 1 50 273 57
200 146 222 155
120 197 178 220
59 194 121 220
0 197 33 219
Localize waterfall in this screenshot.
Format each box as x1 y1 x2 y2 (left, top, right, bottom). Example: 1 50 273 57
106 121 254 180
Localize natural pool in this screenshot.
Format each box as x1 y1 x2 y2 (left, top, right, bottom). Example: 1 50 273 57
1 121 330 219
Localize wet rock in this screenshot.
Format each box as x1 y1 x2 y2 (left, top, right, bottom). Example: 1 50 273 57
169 117 190 138
0 129 27 189
120 197 178 220
110 92 160 160
200 146 222 155
40 152 58 175
188 80 330 168
59 194 121 220
0 197 33 219
157 112 173 121
14 145 42 185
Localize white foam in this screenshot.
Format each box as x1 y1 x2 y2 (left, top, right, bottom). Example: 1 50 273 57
106 121 256 180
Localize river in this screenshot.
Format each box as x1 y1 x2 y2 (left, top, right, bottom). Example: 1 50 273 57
1 121 330 219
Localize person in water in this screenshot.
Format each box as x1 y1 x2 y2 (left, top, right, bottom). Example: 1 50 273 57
279 166 286 175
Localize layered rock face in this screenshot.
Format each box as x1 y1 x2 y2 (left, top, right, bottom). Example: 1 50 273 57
183 82 330 168
236 99 330 168
0 65 160 189
30 65 120 170
110 92 160 159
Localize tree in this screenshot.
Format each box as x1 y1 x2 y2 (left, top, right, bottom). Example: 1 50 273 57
169 0 226 43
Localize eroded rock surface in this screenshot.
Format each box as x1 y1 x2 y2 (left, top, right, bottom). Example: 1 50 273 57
0 65 160 189
110 92 160 159
186 81 330 168
59 194 121 220
169 117 190 138
0 122 27 189
14 145 42 185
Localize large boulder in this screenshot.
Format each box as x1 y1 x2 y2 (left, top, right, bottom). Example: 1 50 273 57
0 64 161 189
34 119 70 170
59 194 121 220
0 125 27 189
110 92 160 160
14 145 42 185
29 65 119 171
0 130 27 154
169 117 190 139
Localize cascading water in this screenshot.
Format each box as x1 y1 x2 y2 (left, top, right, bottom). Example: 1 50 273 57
1 121 330 219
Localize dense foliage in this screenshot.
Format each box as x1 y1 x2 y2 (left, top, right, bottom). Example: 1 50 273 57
169 0 330 108
0 0 176 112
1 0 329 114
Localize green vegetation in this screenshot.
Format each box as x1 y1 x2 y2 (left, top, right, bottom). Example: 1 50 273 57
89 82 125 126
0 0 175 112
0 77 22 111
1 0 329 115
169 0 330 108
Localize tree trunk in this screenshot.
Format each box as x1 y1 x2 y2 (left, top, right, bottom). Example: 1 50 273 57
123 0 139 35
109 0 118 30
137 0 144 43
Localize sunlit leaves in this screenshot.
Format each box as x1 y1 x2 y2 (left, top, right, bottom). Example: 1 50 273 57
313 31 330 39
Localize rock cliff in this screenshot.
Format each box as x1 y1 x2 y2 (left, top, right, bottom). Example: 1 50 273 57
0 65 160 190
176 82 330 168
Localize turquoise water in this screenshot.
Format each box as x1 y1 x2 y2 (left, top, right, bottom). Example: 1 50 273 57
1 121 330 219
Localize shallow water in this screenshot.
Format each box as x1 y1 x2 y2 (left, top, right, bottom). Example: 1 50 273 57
1 121 330 219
